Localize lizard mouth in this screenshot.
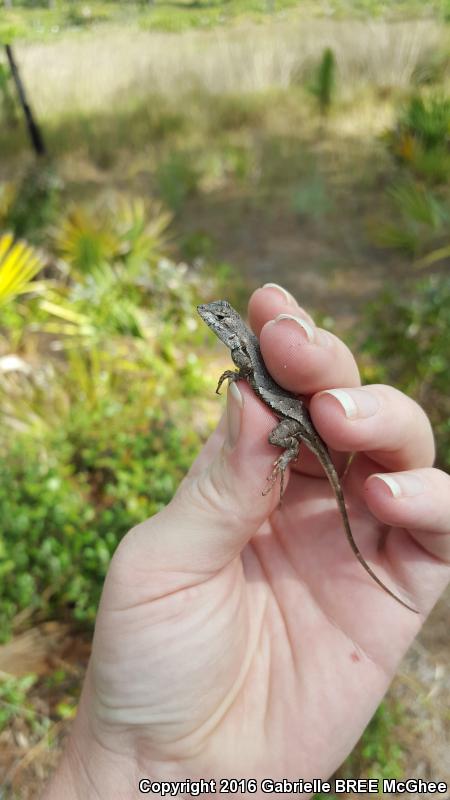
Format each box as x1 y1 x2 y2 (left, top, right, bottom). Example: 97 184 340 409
197 304 217 330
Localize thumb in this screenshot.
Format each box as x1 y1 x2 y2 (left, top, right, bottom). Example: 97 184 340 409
121 381 280 577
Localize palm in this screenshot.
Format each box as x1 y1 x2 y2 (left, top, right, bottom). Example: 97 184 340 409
91 452 419 780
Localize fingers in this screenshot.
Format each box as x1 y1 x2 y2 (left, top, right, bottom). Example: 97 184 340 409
120 382 281 581
248 283 315 331
364 468 450 609
311 384 435 470
187 411 227 478
249 285 361 394
366 468 450 561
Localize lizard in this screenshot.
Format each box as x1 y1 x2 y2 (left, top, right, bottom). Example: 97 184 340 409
197 299 418 614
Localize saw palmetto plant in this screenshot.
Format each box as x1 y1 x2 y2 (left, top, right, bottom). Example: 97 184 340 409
372 179 448 258
55 197 172 276
0 232 43 306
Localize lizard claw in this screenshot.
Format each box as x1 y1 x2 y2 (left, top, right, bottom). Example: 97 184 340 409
262 457 286 503
215 369 240 395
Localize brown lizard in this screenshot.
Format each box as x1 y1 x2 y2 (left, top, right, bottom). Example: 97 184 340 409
198 299 418 613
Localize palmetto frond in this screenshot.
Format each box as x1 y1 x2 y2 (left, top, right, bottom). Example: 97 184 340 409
114 196 173 268
56 208 118 273
0 232 43 306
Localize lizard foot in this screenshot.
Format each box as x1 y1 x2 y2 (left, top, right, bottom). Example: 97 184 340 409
262 455 289 502
215 370 240 395
263 434 301 503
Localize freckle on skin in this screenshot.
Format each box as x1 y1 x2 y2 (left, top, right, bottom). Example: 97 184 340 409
350 651 361 663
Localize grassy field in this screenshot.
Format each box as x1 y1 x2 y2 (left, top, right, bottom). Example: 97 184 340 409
2 16 448 316
14 19 444 111
0 2 449 796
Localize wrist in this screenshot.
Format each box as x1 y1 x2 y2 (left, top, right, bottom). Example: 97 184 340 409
42 676 140 800
43 731 140 800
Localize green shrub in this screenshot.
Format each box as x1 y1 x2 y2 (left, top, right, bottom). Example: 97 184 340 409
387 94 450 184
0 194 223 641
400 95 450 152
0 392 202 641
360 274 450 472
373 179 448 257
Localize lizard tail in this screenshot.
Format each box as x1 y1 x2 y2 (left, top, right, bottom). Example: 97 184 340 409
313 442 419 614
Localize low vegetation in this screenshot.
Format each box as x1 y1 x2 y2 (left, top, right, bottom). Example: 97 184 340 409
0 194 221 641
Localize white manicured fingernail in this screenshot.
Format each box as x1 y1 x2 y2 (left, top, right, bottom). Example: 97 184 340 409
226 381 243 449
372 473 424 498
262 283 297 305
272 313 315 343
321 388 380 419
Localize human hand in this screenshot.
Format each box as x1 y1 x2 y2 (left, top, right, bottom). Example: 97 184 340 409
45 285 450 799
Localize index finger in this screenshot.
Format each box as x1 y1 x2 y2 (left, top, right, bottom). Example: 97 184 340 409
248 285 361 394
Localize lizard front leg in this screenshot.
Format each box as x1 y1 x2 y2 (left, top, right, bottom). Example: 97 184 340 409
263 418 302 500
215 370 241 395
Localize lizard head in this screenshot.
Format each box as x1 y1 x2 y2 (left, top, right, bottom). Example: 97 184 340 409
197 300 242 349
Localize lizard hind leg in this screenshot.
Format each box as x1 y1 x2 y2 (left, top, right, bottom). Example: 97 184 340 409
263 419 301 502
215 370 241 395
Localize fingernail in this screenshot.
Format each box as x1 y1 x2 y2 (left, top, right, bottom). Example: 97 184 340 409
269 313 315 343
226 381 243 449
320 388 380 419
372 473 424 498
262 283 297 306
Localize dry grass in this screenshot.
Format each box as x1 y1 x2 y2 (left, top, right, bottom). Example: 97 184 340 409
16 18 444 118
